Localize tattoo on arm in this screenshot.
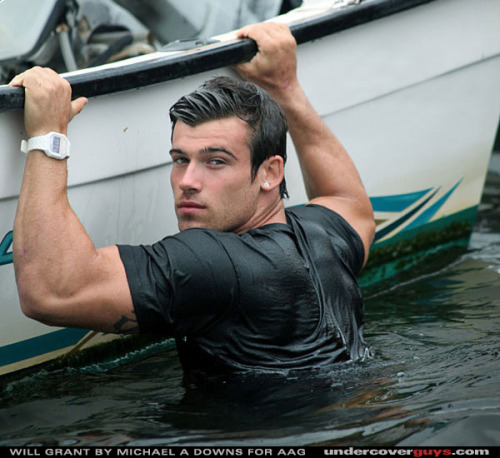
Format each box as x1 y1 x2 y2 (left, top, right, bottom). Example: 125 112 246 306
113 310 139 334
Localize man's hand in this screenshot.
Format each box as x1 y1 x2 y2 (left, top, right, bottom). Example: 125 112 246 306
9 67 87 138
235 23 299 103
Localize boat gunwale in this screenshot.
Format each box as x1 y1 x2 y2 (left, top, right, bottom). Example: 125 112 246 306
0 0 435 113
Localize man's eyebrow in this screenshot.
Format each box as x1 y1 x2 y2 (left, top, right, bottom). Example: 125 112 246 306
169 147 239 161
202 147 238 161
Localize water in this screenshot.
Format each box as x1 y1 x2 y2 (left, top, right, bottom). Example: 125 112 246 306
1 156 499 447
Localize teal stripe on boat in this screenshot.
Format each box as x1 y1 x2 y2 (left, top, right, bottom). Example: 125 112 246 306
370 189 432 212
404 179 463 231
0 230 13 266
0 328 89 366
374 188 439 242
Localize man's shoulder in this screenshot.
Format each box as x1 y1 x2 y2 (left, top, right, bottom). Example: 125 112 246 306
285 203 347 228
285 204 365 274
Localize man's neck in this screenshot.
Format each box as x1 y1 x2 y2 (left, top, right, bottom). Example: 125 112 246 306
236 198 287 234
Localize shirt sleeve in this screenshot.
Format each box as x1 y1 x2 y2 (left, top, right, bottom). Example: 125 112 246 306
117 229 239 336
286 204 366 276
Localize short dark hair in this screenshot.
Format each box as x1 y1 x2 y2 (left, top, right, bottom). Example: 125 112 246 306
169 76 288 198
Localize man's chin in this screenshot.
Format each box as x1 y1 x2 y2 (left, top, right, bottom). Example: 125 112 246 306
178 219 211 232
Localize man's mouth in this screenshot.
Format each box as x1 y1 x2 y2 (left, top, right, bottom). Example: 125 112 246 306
177 201 206 215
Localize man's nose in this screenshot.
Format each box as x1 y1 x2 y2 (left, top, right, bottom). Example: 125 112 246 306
179 162 202 192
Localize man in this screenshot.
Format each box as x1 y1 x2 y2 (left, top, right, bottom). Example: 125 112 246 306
11 23 375 375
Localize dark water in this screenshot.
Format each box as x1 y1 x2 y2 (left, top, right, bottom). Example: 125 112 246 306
1 156 499 447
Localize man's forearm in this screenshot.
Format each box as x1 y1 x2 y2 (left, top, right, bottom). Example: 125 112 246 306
14 151 96 319
14 149 138 332
271 81 369 204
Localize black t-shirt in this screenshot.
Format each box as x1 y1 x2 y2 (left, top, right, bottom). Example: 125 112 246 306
117 204 369 374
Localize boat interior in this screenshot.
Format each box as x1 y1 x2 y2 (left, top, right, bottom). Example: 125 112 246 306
0 0 302 84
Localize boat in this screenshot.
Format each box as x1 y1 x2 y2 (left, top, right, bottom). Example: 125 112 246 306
1 0 499 377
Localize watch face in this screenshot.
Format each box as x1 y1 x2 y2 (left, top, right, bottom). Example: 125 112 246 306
51 135 61 155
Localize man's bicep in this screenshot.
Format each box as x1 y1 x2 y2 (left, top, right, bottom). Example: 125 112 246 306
42 246 138 334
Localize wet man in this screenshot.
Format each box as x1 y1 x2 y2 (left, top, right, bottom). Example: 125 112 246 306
11 23 375 375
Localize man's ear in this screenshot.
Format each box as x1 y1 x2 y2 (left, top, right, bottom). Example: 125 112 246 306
260 155 284 192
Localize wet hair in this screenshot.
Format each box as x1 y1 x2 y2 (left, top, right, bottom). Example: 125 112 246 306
169 76 289 198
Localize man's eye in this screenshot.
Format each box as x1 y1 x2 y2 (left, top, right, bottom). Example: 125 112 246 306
208 158 225 166
173 157 188 165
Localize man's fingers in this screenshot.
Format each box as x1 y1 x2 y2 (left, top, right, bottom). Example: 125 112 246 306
237 24 272 50
9 72 26 87
9 67 87 136
233 61 251 79
236 24 257 39
237 22 292 42
9 67 65 96
71 97 88 118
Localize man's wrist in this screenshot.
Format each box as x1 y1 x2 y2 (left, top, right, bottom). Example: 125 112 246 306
271 82 307 113
20 132 71 160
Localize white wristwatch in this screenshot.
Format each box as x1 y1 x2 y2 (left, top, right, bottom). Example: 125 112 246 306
20 132 71 160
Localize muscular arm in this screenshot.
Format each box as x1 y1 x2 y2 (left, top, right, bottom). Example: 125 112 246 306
10 68 137 333
235 23 375 264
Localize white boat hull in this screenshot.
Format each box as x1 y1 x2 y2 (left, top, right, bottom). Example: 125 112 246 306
1 0 499 376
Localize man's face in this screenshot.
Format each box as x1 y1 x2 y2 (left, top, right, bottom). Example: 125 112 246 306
170 116 262 233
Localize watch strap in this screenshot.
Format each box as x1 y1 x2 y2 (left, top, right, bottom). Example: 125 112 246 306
20 132 70 160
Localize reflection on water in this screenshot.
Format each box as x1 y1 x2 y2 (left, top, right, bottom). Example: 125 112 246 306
1 158 499 447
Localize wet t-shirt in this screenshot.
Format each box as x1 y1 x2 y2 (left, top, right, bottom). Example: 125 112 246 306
117 205 369 374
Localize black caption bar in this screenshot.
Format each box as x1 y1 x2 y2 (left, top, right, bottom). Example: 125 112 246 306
1 446 497 458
